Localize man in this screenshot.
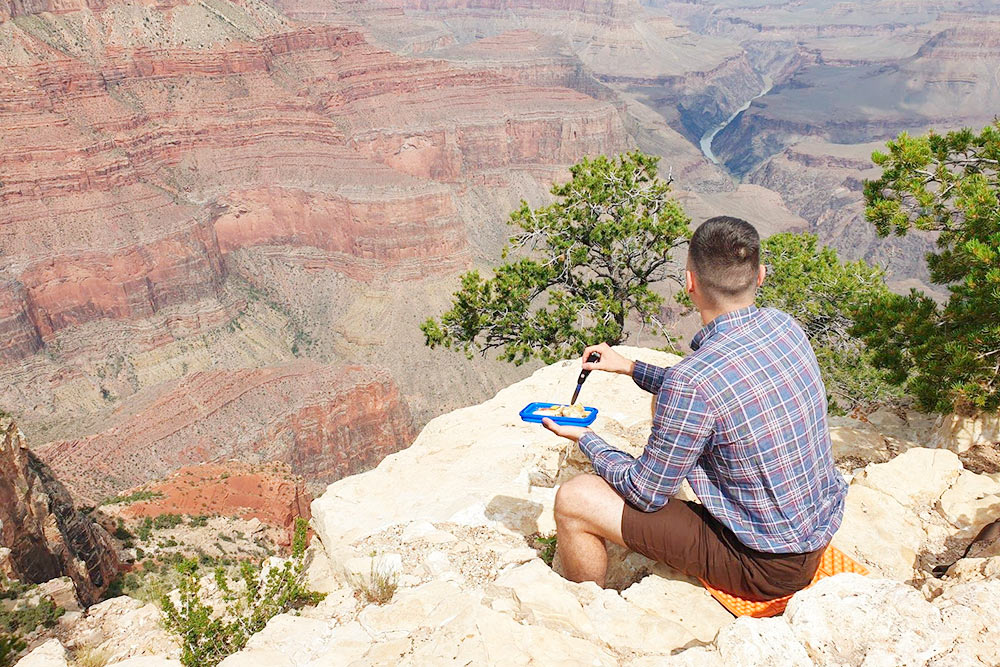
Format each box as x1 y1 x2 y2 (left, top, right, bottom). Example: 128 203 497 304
542 216 847 600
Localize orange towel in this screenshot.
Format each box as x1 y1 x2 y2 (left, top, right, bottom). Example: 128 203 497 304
698 545 869 618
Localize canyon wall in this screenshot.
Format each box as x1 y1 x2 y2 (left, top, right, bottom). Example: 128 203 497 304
0 0 630 485
37 362 416 504
0 416 120 606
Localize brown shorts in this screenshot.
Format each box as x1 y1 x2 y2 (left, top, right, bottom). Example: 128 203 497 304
621 499 824 601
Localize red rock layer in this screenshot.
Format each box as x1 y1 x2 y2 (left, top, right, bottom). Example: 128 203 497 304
117 461 311 545
0 16 627 365
0 416 120 606
37 362 417 504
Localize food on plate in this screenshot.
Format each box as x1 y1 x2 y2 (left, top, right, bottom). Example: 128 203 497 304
535 404 589 418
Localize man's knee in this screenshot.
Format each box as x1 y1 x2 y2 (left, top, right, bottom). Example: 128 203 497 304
555 473 595 521
555 474 614 522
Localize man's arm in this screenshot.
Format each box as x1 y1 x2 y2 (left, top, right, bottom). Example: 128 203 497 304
577 373 714 512
579 343 665 395
631 360 668 395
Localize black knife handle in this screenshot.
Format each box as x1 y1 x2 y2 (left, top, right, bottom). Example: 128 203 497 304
576 352 602 384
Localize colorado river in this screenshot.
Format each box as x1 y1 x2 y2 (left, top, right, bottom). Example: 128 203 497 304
699 77 774 166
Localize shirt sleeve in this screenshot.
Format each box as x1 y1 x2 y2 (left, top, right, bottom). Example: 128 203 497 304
631 360 667 394
578 372 714 512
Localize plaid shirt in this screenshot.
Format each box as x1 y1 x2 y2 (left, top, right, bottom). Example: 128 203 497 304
578 305 847 554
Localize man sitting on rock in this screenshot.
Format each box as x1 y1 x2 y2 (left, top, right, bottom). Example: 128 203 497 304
542 216 848 600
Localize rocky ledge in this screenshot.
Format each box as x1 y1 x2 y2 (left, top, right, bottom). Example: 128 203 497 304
17 347 1000 666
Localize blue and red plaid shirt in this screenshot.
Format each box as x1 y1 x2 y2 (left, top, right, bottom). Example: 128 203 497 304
578 305 847 554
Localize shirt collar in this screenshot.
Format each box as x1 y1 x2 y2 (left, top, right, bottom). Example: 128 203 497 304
691 304 759 351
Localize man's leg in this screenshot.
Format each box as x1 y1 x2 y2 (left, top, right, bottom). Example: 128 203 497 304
554 473 628 587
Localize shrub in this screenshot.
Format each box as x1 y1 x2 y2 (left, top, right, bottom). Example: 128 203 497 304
860 122 1000 413
756 233 904 414
0 635 25 667
101 490 164 506
351 556 398 606
532 534 558 567
160 517 323 667
71 646 111 667
422 150 690 364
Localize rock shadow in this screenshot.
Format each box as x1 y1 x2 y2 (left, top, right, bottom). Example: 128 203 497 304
485 495 543 535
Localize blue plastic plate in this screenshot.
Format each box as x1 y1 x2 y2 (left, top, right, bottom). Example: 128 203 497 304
520 402 599 427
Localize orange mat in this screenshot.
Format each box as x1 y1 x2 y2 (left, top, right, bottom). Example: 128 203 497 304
698 545 869 618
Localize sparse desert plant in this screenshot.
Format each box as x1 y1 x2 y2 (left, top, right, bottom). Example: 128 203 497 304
0 634 25 667
101 490 164 506
351 556 399 606
0 597 65 634
531 534 558 567
71 646 112 667
160 517 324 667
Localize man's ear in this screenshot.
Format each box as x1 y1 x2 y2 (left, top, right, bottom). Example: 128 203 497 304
756 264 766 287
686 269 696 294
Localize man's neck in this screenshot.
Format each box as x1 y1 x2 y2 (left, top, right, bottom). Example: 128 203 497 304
699 300 756 326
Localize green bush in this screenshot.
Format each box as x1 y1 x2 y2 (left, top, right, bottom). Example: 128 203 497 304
422 150 690 364
160 518 324 667
0 598 63 633
860 122 1000 413
100 490 164 506
756 233 904 414
0 634 25 667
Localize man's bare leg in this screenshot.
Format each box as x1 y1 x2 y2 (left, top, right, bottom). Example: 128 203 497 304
554 473 629 587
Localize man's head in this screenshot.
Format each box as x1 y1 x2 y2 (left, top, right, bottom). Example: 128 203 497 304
686 216 765 315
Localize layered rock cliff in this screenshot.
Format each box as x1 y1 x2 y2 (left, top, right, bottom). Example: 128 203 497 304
37 362 416 503
709 15 1000 175
0 0 630 481
0 415 119 607
746 138 939 292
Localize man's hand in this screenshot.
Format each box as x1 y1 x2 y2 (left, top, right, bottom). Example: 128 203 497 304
581 343 635 376
542 418 592 443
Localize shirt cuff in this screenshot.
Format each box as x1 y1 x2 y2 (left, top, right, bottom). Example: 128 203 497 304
632 360 666 394
577 430 609 462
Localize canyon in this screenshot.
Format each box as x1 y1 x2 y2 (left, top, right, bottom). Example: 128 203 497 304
0 0 997 542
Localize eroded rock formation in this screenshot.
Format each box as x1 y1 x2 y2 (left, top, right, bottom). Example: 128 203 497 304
37 362 416 504
12 348 1000 665
0 416 119 607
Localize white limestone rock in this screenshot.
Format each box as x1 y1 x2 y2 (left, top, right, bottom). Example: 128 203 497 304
15 640 68 667
620 567 733 643
58 596 179 662
936 469 1000 536
715 616 812 667
855 447 963 508
784 574 954 665
930 411 1000 453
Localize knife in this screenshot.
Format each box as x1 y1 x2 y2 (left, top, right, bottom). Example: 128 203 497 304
571 352 602 405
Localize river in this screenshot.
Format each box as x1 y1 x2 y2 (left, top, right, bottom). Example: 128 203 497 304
699 77 774 166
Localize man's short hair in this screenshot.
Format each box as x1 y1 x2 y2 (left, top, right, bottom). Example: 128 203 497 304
688 216 760 302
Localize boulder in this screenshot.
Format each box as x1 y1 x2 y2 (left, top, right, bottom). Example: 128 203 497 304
15 640 68 667
936 470 1000 537
931 412 1000 454
854 447 962 508
715 616 812 667
31 578 80 613
58 596 180 662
